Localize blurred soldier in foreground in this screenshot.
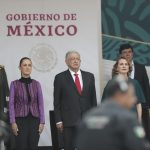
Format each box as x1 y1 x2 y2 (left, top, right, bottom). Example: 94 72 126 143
76 75 150 150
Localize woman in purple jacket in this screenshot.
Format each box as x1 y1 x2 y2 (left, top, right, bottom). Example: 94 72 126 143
9 57 45 150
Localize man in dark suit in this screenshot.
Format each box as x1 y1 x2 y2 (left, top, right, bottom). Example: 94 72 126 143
119 43 150 140
54 51 97 150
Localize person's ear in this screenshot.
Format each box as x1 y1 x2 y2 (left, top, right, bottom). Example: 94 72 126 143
65 59 68 65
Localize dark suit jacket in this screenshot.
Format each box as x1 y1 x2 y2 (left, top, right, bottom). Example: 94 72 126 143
54 70 97 127
134 63 150 106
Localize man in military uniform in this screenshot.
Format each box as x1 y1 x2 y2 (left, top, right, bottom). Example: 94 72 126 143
76 75 150 150
0 65 10 150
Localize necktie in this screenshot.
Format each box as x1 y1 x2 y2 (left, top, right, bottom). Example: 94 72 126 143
74 73 82 94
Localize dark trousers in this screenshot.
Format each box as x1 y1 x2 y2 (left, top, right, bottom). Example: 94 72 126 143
15 114 40 150
64 126 77 150
142 106 150 141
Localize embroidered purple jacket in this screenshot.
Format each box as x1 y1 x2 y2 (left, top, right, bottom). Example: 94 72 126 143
9 79 45 124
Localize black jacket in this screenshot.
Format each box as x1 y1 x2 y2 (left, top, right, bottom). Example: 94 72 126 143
54 70 97 127
134 63 150 106
76 101 150 150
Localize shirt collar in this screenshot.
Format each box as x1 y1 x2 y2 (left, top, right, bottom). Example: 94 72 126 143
69 69 81 76
131 60 134 66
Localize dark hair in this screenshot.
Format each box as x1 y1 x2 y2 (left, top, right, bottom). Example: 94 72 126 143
112 56 132 77
107 75 132 98
119 43 133 54
19 57 31 67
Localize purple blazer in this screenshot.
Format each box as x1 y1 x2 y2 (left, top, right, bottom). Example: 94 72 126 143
9 79 45 124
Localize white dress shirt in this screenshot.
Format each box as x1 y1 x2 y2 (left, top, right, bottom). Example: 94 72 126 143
69 69 83 90
130 61 135 79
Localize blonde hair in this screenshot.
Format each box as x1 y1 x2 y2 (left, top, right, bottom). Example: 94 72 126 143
112 56 132 77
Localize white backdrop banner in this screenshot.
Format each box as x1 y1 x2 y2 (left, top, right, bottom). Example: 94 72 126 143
0 0 102 146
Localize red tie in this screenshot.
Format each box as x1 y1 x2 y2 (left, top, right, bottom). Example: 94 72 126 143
74 73 82 94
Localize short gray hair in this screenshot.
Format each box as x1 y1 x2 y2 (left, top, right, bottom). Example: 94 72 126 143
65 51 80 60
